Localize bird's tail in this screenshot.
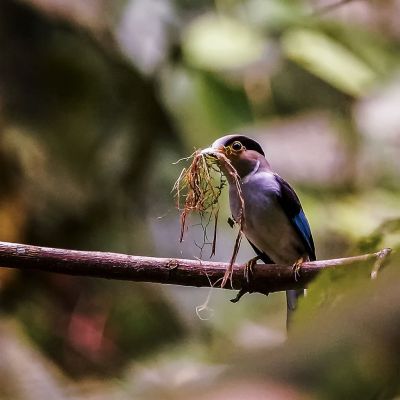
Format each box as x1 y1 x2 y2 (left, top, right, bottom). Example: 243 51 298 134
286 289 304 330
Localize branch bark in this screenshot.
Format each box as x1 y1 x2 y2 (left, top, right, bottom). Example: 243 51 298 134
0 241 391 295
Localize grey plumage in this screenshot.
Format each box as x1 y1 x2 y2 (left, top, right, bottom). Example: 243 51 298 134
229 171 309 266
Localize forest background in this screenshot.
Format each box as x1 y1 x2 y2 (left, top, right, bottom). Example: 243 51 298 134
0 0 400 398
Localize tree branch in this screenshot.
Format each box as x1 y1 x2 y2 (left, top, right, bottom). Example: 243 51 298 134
0 242 391 295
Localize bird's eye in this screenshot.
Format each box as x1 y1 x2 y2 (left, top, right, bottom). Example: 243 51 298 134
231 141 243 151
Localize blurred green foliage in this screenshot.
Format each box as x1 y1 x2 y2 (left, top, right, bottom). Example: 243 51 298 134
0 0 400 398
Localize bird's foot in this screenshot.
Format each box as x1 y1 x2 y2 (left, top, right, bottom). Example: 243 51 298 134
292 257 305 281
230 255 262 303
230 287 248 303
244 255 261 283
231 284 269 303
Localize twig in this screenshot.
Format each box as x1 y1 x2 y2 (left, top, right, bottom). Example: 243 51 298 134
0 242 391 295
173 150 245 288
370 248 392 280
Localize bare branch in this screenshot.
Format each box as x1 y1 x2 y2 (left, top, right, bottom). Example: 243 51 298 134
0 242 391 295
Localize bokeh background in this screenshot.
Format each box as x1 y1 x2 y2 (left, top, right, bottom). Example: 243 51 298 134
0 0 400 398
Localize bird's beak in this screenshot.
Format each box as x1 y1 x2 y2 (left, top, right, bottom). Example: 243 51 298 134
200 146 225 158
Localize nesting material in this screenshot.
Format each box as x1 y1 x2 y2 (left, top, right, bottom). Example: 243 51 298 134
173 149 245 287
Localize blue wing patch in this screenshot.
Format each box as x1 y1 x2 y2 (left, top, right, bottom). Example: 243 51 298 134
274 174 316 261
292 210 315 260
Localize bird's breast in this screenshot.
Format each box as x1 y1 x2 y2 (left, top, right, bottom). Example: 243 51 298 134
229 172 305 264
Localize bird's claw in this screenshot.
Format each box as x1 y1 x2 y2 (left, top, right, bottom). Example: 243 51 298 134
230 287 248 303
292 257 304 281
230 255 262 303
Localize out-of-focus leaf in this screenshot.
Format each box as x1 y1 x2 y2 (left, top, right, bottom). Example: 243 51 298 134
357 217 400 253
194 72 253 132
244 0 306 30
116 0 176 75
354 78 400 186
19 0 111 32
183 14 265 71
161 68 253 148
293 262 370 328
319 190 400 241
282 28 377 97
328 26 399 76
355 78 400 141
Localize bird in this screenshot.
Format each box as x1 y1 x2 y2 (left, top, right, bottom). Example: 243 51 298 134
201 134 316 326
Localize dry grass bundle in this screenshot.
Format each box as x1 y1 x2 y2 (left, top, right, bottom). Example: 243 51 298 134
173 150 245 287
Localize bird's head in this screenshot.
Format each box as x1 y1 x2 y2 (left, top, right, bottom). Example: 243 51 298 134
201 134 270 180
